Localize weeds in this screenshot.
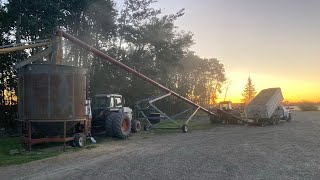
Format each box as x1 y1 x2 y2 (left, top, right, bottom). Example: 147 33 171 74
298 102 319 111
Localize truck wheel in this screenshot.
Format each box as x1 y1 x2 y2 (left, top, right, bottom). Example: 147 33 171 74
276 116 281 124
182 124 188 133
131 120 141 133
287 114 292 122
260 120 266 127
74 133 86 147
111 112 131 139
105 113 114 137
272 117 277 125
273 115 280 124
144 124 151 131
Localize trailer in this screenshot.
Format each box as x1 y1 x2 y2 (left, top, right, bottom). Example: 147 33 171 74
245 88 288 126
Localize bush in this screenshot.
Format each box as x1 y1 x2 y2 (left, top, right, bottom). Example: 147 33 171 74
297 102 319 111
0 105 17 128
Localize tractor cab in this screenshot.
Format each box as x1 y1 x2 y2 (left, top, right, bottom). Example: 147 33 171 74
213 101 242 124
218 101 233 111
92 93 133 121
93 94 124 111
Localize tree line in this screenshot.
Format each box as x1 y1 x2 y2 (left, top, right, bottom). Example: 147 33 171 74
0 0 227 127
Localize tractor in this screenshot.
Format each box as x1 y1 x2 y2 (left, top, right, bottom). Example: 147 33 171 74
91 94 141 139
210 101 243 124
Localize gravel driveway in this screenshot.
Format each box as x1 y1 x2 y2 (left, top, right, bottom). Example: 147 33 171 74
1 111 320 180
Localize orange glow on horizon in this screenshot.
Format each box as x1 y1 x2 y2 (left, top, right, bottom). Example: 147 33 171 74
217 71 320 104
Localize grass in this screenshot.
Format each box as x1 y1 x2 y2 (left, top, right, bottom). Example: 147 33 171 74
144 118 216 132
0 137 75 167
298 102 319 111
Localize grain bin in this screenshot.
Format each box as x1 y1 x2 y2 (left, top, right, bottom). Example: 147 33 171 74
17 64 87 138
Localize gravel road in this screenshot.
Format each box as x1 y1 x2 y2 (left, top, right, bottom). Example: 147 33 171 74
1 111 320 180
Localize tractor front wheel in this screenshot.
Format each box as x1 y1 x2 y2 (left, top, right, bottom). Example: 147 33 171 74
131 120 141 133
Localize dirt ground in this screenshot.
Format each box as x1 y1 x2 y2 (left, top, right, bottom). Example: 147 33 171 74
1 111 320 180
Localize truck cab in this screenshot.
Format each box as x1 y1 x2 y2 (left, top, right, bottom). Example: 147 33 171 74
273 105 291 121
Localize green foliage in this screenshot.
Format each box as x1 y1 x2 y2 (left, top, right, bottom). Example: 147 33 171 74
172 53 226 106
297 102 319 111
241 76 256 104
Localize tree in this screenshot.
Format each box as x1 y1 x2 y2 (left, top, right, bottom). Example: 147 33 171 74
170 53 226 106
241 77 256 104
0 0 228 126
0 0 117 127
105 0 195 106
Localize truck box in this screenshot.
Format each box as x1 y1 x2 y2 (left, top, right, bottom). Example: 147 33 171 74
245 88 283 119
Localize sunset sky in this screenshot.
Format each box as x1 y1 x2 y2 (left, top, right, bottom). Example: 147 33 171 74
151 0 320 103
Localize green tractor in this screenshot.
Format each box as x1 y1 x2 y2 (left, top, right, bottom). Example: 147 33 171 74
91 94 141 139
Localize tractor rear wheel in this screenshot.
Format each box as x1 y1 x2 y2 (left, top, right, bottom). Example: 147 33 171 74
131 120 141 133
105 113 114 137
210 115 221 124
111 112 131 139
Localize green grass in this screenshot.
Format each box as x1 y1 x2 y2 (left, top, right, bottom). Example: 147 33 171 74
144 118 216 132
0 137 65 167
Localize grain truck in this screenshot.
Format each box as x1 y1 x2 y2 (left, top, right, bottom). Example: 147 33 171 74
245 88 291 126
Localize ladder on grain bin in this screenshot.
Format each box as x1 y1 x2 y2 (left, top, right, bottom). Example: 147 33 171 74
55 28 219 132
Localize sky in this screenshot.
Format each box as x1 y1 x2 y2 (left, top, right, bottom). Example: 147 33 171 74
148 0 320 103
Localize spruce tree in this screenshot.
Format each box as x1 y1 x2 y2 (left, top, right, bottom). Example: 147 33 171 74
241 77 256 104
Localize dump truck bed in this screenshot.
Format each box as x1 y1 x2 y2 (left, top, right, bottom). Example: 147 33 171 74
245 88 283 119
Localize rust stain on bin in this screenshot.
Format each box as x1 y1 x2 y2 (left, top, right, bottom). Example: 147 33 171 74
17 64 86 122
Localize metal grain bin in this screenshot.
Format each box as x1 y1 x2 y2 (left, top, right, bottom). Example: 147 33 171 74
17 64 86 136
